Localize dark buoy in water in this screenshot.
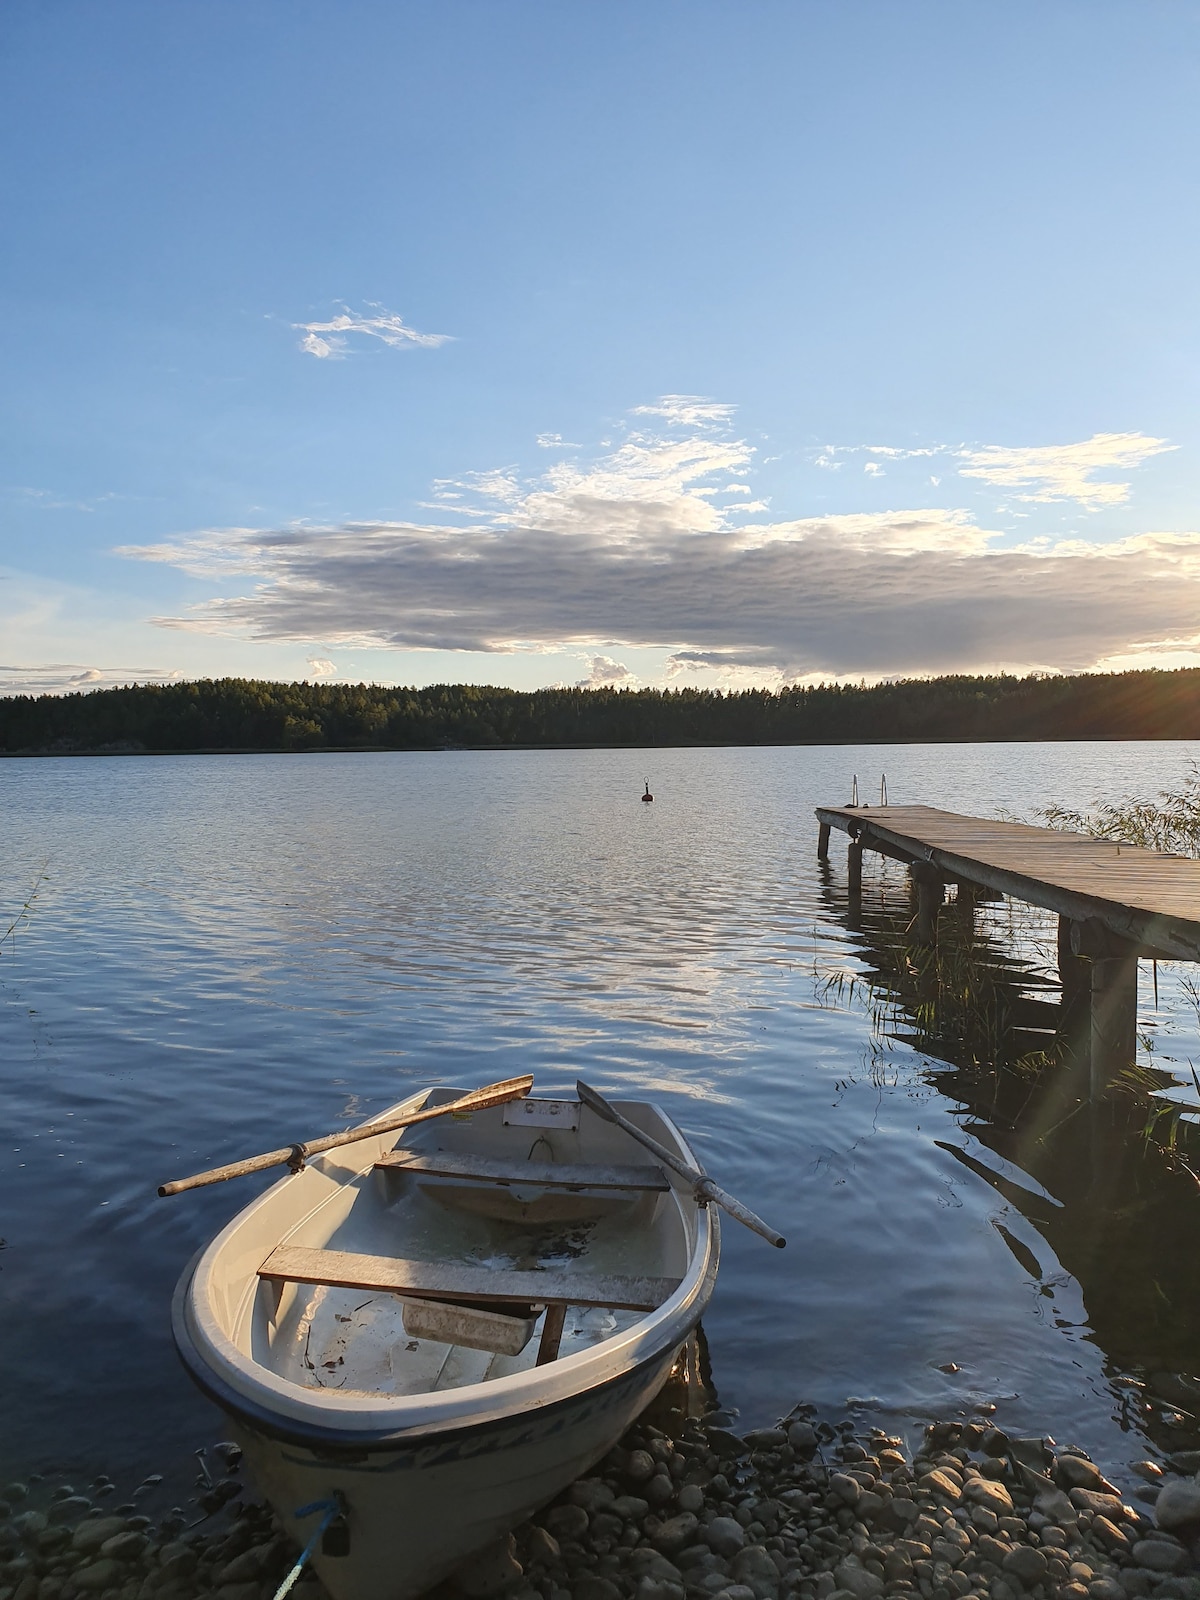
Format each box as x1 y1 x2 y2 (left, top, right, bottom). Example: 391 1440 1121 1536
641 779 654 803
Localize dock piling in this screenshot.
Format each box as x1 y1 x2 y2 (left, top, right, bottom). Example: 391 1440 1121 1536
815 802 1189 1100
848 839 863 895
910 861 943 945
1090 955 1139 1095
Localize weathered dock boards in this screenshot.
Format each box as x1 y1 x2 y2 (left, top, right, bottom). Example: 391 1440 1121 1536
815 802 1200 1092
816 803 1200 961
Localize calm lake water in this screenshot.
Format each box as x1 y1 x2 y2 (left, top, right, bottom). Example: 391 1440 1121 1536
4 743 1200 1500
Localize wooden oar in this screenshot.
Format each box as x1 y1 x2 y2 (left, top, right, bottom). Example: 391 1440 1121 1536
158 1075 535 1197
575 1079 786 1248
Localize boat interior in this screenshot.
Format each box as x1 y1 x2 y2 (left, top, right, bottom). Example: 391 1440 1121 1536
210 1094 696 1399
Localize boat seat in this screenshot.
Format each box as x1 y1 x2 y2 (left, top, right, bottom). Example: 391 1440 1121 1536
258 1245 682 1365
375 1152 670 1192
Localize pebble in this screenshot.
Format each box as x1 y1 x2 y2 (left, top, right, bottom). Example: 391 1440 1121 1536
1088 1580 1126 1600
2 1403 1197 1600
706 1517 746 1557
612 1496 649 1520
788 1423 819 1457
69 1515 126 1554
570 1479 616 1513
1157 1479 1200 1536
652 1513 699 1555
455 1533 523 1597
966 1478 1014 1516
544 1503 590 1541
1133 1539 1188 1572
1057 1455 1109 1492
919 1470 962 1504
44 1498 90 1527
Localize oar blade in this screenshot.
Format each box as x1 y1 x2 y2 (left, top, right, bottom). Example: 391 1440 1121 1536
433 1074 534 1114
575 1078 618 1123
577 1078 785 1249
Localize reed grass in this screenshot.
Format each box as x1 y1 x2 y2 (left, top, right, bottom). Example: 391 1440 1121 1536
1042 763 1200 856
1 861 49 955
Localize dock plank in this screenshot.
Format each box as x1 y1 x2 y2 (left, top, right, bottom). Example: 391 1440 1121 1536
816 804 1200 960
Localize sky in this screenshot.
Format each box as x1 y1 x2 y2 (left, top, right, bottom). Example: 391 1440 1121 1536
3 1 1200 696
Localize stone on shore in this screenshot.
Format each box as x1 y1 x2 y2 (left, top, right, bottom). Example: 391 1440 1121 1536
706 1517 746 1558
455 1534 523 1597
1157 1479 1200 1536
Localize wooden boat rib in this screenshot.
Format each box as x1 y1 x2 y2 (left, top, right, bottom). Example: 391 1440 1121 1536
173 1087 720 1600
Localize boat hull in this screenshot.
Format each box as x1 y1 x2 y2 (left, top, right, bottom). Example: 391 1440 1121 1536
226 1340 685 1600
171 1091 719 1600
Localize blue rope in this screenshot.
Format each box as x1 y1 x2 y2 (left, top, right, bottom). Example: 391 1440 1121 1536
269 1497 342 1600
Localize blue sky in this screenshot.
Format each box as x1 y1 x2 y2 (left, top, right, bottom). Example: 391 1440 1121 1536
3 2 1199 694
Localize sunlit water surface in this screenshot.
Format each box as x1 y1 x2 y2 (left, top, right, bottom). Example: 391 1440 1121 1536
4 744 1200 1497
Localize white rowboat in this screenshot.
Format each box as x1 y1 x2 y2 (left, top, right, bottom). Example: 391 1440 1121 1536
172 1087 720 1600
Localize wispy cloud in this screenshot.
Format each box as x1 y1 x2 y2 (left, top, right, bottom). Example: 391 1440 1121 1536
536 432 581 449
632 396 735 429
815 433 1174 511
118 401 1200 680
293 303 451 360
957 432 1175 508
0 664 183 696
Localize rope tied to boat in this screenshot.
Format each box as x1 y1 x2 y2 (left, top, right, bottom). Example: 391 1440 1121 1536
269 1495 346 1600
285 1143 308 1174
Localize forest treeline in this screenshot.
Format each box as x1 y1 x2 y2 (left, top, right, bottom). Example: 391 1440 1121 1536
5 669 1200 754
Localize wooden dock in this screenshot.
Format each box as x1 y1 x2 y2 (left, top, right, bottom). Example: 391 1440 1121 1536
815 802 1200 1092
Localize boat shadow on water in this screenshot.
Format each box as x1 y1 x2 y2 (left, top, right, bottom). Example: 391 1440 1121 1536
817 856 1200 1462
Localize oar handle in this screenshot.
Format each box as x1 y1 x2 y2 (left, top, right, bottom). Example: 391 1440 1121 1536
159 1145 308 1196
158 1075 535 1197
695 1177 786 1249
576 1079 785 1249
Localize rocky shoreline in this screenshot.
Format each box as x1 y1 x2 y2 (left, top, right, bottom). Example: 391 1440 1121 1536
5 1409 1200 1600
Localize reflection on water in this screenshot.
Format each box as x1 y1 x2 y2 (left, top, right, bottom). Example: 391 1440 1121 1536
819 852 1200 1462
4 741 1200 1497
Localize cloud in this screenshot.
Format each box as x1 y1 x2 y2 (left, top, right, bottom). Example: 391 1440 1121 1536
294 304 451 360
957 432 1175 509
577 654 637 688
815 435 1174 511
306 657 336 679
0 664 183 696
631 396 735 429
118 402 1200 680
536 433 581 449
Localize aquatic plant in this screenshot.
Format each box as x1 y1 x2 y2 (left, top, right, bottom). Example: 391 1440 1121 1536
0 860 48 955
1043 764 1200 856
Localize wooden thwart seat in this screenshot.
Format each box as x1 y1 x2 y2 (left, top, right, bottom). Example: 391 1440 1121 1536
258 1245 682 1365
260 1244 679 1310
375 1152 670 1192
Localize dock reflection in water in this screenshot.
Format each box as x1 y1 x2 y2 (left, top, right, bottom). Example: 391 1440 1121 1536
821 850 1200 1460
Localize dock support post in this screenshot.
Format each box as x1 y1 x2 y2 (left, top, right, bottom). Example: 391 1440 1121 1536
847 839 863 894
1057 916 1091 998
818 822 831 861
910 862 942 945
1090 956 1139 1096
954 881 978 937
